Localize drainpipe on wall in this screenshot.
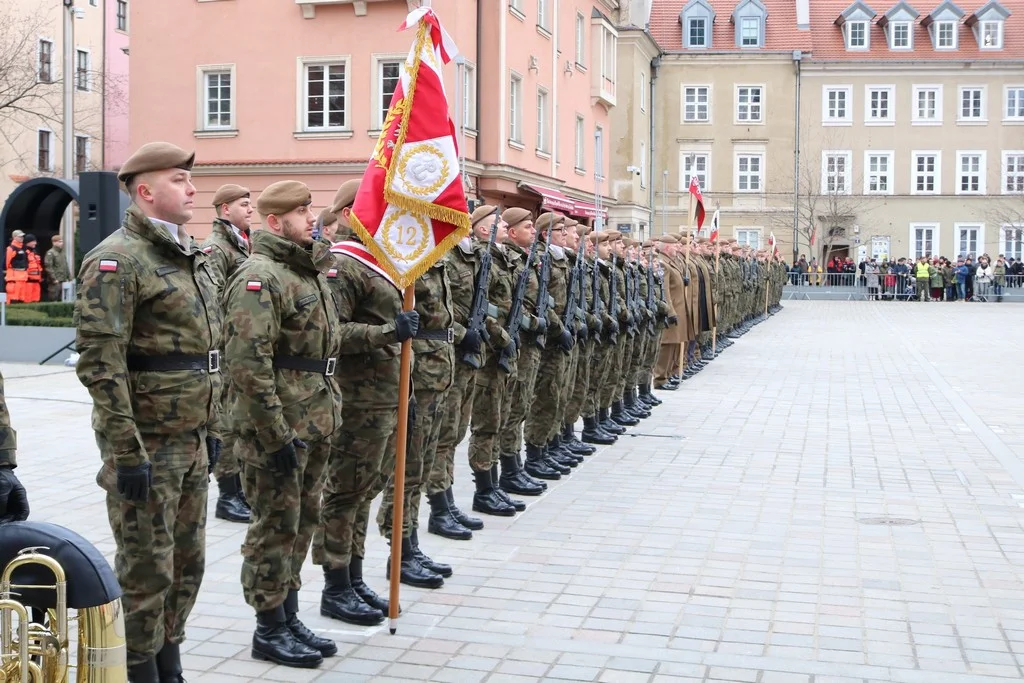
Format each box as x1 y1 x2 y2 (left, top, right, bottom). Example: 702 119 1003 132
551 0 558 179
649 55 661 236
792 49 802 265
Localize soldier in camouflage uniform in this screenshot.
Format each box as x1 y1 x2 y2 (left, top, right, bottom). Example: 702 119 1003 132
43 234 70 302
312 180 416 623
557 221 598 456
0 371 29 521
201 183 253 523
579 231 618 444
222 180 340 669
74 142 222 681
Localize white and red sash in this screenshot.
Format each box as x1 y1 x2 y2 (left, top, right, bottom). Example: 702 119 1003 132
330 240 401 292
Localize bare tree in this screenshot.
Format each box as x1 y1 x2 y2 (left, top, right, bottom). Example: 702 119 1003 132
986 191 1024 258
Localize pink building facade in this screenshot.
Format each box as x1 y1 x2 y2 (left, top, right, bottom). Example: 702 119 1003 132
102 0 130 171
128 0 619 236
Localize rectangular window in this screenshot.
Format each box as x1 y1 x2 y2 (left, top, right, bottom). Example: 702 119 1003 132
377 60 401 128
537 0 550 31
1004 153 1024 193
736 86 762 123
509 73 522 144
822 152 851 194
595 125 604 179
823 87 851 123
959 87 984 121
75 49 89 91
741 17 760 46
912 152 940 194
891 21 911 48
866 86 893 122
683 86 710 122
913 85 941 123
461 63 477 130
913 225 936 259
736 154 762 192
847 21 867 48
865 152 893 194
682 153 709 191
1002 225 1023 260
601 26 616 97
37 130 51 171
116 0 128 31
937 21 956 48
575 13 586 65
575 115 585 170
958 225 980 256
640 142 646 188
981 20 1002 48
509 0 522 11
957 152 984 194
1005 87 1024 120
38 40 52 83
688 17 707 47
536 87 549 153
736 228 761 249
303 62 346 130
203 70 233 129
74 135 88 175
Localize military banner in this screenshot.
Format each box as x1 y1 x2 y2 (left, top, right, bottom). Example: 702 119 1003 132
348 5 471 289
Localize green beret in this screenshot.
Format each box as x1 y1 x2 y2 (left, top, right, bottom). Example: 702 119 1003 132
535 212 564 232
502 207 532 227
330 179 361 213
212 184 250 207
471 205 498 226
118 142 195 183
318 207 338 227
257 181 312 217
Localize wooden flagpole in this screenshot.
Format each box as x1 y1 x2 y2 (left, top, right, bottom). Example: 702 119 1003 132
388 284 415 633
712 241 719 356
678 186 695 377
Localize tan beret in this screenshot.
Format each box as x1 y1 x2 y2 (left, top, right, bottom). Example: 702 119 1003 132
212 184 250 208
471 205 498 226
118 142 195 183
318 207 338 227
502 207 532 227
606 231 622 242
535 212 564 232
562 218 579 228
257 180 312 216
11 230 24 240
642 240 655 248
330 179 361 214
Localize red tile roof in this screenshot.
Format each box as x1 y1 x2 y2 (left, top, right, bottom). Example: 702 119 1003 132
649 0 813 53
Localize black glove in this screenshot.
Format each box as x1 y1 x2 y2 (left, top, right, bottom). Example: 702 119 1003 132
117 462 152 503
458 328 481 354
205 436 222 475
558 329 574 352
0 468 29 523
270 438 306 476
668 315 678 326
395 311 420 342
684 277 691 286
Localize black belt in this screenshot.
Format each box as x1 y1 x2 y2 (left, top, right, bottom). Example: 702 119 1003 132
273 355 337 377
127 351 220 373
415 328 455 342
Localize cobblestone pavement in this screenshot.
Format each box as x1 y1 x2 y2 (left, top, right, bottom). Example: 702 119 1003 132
4 300 1024 682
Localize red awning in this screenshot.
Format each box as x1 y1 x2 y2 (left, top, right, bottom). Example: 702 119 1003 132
520 183 576 213
571 200 607 219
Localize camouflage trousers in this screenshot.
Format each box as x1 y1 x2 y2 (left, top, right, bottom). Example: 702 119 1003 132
239 437 328 611
378 388 447 538
428 361 476 495
499 343 542 454
581 339 610 418
212 432 240 480
313 405 398 570
524 349 568 446
641 329 663 385
96 431 208 665
468 360 512 471
613 334 639 397
563 339 592 425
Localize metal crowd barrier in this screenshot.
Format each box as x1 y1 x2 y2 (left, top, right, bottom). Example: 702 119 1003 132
784 272 1024 302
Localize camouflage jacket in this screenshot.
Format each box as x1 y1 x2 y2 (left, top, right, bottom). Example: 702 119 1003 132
222 230 343 452
596 259 616 330
326 239 403 409
445 238 505 369
201 218 250 300
546 245 571 338
44 246 69 284
74 204 223 468
0 371 15 468
613 258 630 326
412 260 455 393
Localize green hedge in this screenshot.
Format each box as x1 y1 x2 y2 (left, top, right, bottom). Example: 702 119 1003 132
4 302 75 328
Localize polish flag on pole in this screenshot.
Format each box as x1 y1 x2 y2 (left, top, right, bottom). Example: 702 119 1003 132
347 5 471 289
688 175 705 229
709 209 720 242
809 225 817 246
769 231 778 257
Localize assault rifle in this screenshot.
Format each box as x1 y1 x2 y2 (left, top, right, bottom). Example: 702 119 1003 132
533 227 554 348
645 250 657 335
607 252 619 344
591 251 605 343
562 235 586 340
498 233 540 374
460 205 500 369
625 257 638 338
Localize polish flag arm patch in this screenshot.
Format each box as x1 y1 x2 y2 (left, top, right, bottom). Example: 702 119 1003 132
246 280 262 292
98 259 119 272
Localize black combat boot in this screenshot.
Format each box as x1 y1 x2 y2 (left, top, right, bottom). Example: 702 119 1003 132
350 555 390 613
386 536 444 589
600 406 626 434
128 657 159 683
623 391 650 419
490 466 526 510
640 383 662 407
471 468 516 516
524 443 561 480
320 567 385 626
499 454 545 496
427 490 473 540
215 475 251 523
581 415 616 444
563 423 596 455
544 440 576 471
611 401 639 426
551 435 582 464
155 642 183 683
252 605 322 668
410 528 453 577
285 589 337 657
445 487 484 530
516 452 548 490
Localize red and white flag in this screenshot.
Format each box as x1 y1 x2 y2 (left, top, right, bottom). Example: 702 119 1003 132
769 231 778 257
688 175 705 230
348 6 470 289
709 209 720 242
809 226 817 246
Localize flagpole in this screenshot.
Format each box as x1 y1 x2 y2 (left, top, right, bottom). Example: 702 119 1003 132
388 284 414 634
679 179 695 377
712 209 719 357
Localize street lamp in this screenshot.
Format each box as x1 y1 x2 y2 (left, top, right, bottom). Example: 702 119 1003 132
62 0 83 284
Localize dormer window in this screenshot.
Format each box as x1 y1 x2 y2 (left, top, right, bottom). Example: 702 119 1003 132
731 0 767 49
981 20 1002 47
681 0 715 49
741 16 760 45
879 3 919 51
922 1 965 50
966 1 1010 49
937 20 956 47
847 20 869 47
689 17 708 46
836 2 876 51
891 21 911 46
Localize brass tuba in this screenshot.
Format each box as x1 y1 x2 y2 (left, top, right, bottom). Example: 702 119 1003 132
0 522 127 682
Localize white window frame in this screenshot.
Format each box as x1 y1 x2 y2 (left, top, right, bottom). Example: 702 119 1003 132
598 21 617 100
846 20 869 50
822 85 853 125
955 223 984 258
912 84 942 125
821 150 853 195
911 150 941 195
574 114 585 171
1004 85 1024 122
958 85 986 123
681 152 711 192
575 12 586 67
740 16 760 47
509 0 523 16
890 21 912 49
864 151 894 195
956 151 986 195
980 20 1002 49
682 85 711 123
371 54 405 130
735 85 764 124
1002 151 1024 194
198 64 236 132
640 142 646 188
1000 224 1024 260
75 48 90 92
509 71 523 146
865 85 894 124
297 57 351 134
936 20 957 49
735 153 763 193
461 62 477 132
909 223 939 259
116 0 128 32
37 38 53 84
735 227 762 249
537 0 551 33
536 86 549 155
74 134 90 175
36 128 53 172
687 16 708 47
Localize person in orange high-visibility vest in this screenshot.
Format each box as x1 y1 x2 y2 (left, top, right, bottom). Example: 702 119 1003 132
4 230 29 303
22 234 42 303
